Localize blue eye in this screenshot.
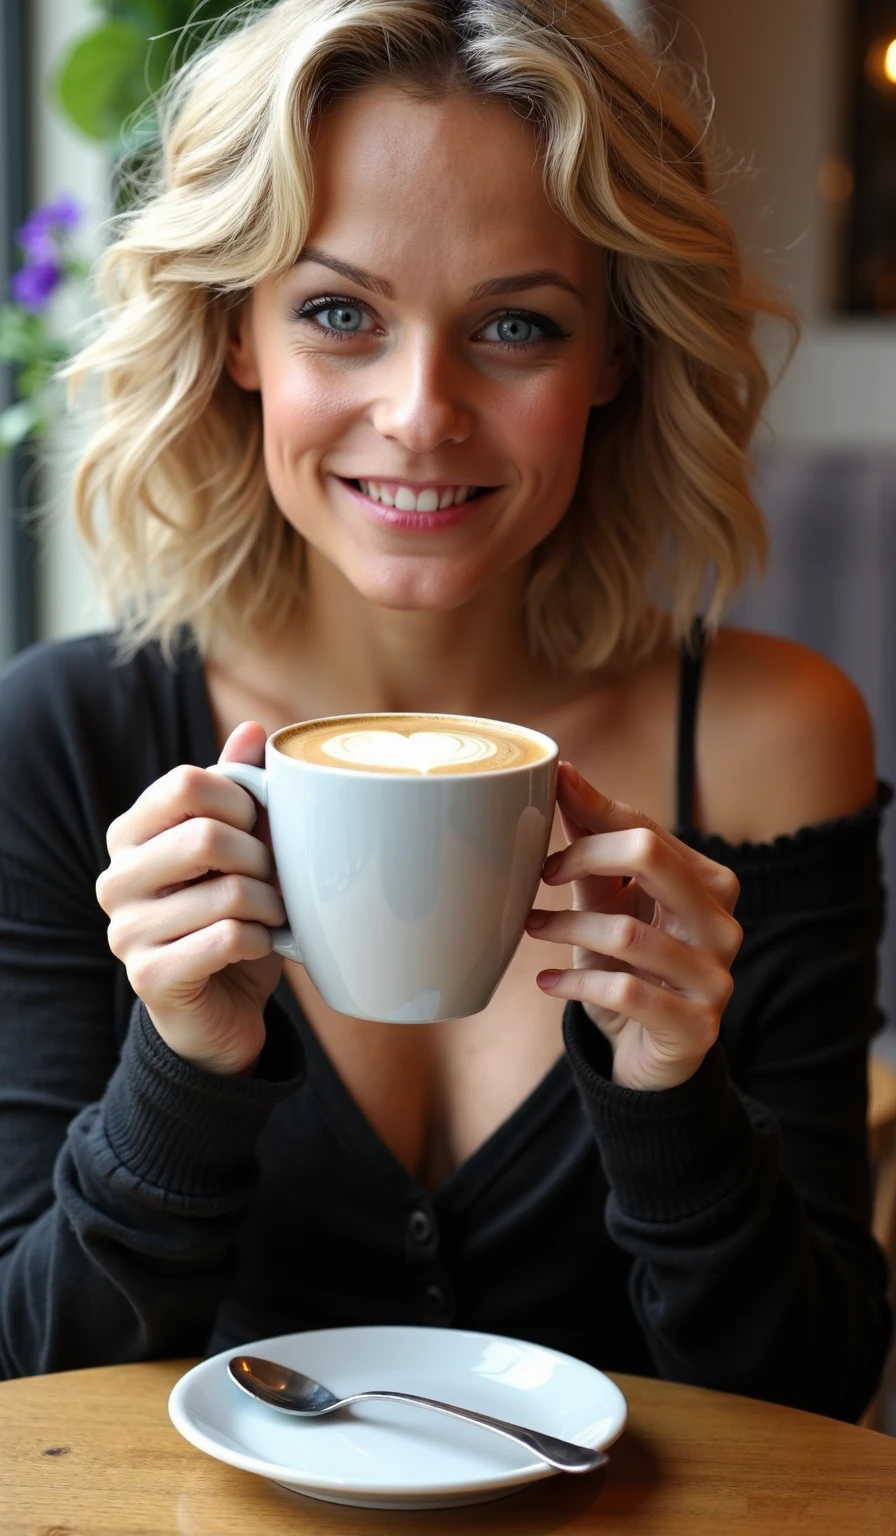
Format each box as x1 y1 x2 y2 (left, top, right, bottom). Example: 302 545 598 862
481 314 541 346
299 299 369 334
292 296 570 351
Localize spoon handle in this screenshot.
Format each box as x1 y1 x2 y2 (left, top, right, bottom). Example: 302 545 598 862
340 1390 607 1473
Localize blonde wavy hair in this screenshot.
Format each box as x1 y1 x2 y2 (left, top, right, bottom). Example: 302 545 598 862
66 0 799 668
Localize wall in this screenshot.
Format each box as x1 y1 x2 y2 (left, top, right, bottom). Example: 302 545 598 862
669 0 896 446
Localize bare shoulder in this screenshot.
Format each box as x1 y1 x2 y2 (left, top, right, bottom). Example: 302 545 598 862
695 625 878 844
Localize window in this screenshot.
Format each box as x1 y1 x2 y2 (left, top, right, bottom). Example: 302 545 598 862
0 0 37 661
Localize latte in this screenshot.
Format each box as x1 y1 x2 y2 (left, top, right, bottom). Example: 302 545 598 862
275 713 551 776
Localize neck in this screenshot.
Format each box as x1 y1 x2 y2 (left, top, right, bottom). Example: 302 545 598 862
212 549 583 728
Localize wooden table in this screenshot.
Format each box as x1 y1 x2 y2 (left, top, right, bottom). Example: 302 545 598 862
2 1360 895 1535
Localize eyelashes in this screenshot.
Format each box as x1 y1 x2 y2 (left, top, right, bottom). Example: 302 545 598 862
291 294 572 353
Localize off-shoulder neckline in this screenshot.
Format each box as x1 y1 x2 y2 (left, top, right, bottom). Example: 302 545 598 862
676 779 892 861
167 628 891 872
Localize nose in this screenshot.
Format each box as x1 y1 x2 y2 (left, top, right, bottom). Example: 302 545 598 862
370 334 472 453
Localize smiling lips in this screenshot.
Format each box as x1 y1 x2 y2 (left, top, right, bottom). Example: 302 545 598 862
343 478 490 512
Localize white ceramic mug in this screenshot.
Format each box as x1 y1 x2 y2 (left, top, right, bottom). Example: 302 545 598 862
210 714 559 1023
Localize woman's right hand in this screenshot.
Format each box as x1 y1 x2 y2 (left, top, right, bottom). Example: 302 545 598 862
95 721 286 1076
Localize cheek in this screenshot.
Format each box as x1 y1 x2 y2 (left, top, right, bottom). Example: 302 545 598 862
509 375 597 552
259 359 355 461
503 376 594 490
521 394 590 457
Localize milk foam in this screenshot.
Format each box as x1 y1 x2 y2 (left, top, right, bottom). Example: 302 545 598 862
320 728 508 774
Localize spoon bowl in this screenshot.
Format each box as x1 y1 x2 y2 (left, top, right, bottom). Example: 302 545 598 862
228 1353 609 1474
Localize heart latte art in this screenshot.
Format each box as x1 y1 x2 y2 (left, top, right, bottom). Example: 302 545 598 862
324 729 502 774
276 715 548 775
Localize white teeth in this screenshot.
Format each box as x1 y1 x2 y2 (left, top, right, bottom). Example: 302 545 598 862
395 485 430 512
357 480 478 511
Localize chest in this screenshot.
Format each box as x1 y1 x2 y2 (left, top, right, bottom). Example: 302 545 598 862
282 861 570 1191
205 663 681 1191
283 722 676 1191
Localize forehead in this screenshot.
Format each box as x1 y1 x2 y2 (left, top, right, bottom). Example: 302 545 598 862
303 84 600 287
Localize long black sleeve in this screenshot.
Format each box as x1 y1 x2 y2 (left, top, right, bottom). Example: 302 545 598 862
562 794 893 1422
1 995 303 1377
0 636 304 1377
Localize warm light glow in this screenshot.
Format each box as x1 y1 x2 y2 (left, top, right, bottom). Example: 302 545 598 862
866 35 896 87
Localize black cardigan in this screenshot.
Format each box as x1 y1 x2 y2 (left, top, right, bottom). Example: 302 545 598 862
0 630 890 1421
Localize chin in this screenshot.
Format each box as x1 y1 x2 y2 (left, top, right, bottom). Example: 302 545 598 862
340 556 496 613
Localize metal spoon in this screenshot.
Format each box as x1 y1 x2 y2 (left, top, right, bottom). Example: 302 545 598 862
228 1354 609 1474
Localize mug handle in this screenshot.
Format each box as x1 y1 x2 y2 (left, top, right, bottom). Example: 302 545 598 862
207 761 303 963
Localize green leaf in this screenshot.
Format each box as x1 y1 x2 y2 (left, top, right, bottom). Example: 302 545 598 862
55 2 284 144
0 307 48 366
61 256 92 281
107 0 193 29
17 357 69 398
109 1 171 24
54 21 156 142
0 398 47 457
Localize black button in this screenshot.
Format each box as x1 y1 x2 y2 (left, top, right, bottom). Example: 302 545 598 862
409 1209 432 1243
424 1283 447 1314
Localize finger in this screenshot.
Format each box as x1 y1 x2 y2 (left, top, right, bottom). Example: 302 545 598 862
540 829 722 933
107 874 286 958
557 763 740 914
128 920 275 1001
106 762 261 855
543 827 742 957
537 965 721 1059
220 720 272 851
98 818 273 909
219 720 267 765
555 761 679 846
525 908 735 1003
556 801 629 910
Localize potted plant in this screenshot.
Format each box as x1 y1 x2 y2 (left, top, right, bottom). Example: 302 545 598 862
0 0 276 456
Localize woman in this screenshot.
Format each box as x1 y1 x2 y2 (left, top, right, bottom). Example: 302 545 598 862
0 0 890 1419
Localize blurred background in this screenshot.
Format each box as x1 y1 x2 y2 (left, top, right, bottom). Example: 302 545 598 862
1 0 895 1419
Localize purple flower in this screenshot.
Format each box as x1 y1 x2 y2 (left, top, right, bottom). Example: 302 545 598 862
10 261 62 311
16 229 55 263
16 195 81 260
38 194 81 229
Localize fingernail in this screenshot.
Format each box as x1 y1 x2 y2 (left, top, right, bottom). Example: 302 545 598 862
542 852 562 879
560 761 583 789
526 909 547 930
537 970 561 990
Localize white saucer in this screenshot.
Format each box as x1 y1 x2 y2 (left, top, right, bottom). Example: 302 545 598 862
168 1324 627 1510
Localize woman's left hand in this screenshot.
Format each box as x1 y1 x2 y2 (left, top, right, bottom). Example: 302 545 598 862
525 761 743 1092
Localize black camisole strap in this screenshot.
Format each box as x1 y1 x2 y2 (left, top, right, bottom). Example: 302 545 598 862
676 615 707 830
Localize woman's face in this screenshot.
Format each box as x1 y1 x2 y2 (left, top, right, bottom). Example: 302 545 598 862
226 85 625 614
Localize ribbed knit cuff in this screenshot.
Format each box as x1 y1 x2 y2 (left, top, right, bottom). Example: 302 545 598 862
562 1002 758 1222
101 997 306 1201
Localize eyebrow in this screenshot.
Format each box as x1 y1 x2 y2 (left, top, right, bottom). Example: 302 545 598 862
293 245 587 305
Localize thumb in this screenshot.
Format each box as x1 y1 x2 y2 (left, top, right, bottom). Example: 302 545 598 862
218 720 267 767
216 721 272 850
